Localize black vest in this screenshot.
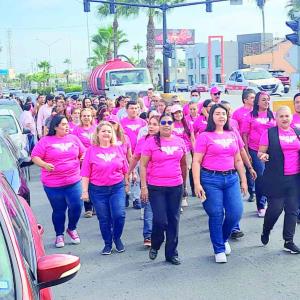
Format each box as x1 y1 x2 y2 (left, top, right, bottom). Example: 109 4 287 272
263 126 300 197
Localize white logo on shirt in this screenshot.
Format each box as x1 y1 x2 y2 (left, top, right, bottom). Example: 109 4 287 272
52 143 73 152
256 118 268 125
279 135 297 143
81 132 92 139
173 127 184 134
294 123 300 129
126 124 141 131
161 146 179 155
214 138 234 148
97 153 116 162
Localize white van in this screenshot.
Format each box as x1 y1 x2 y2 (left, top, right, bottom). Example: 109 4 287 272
225 68 284 96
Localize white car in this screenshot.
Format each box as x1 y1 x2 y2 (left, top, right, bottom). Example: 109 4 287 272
225 68 284 96
0 109 30 156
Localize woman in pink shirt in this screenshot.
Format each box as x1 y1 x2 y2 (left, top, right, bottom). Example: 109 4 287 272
140 114 187 265
73 108 97 217
193 99 213 138
192 104 247 263
185 102 199 127
31 115 85 248
241 92 276 217
68 108 81 134
258 106 300 254
81 121 129 255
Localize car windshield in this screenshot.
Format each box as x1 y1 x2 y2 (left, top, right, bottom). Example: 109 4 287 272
109 69 151 86
0 104 22 120
0 139 16 171
243 70 273 80
0 116 18 135
0 225 15 300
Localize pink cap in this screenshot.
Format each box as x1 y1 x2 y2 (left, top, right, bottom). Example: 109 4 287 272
171 104 183 114
106 114 119 124
210 86 221 94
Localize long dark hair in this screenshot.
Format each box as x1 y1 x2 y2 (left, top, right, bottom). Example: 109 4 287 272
48 115 67 136
201 99 213 116
96 106 109 123
172 111 191 137
145 115 160 140
205 104 231 132
154 113 174 150
251 91 274 121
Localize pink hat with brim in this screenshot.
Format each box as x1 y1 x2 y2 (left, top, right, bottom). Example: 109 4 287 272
210 86 221 94
171 104 183 114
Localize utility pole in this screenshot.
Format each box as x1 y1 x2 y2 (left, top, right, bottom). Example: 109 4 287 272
86 12 91 70
7 29 12 69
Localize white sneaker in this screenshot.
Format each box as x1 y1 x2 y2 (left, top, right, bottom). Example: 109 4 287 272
225 242 231 255
180 207 183 214
215 252 227 263
181 197 188 207
140 208 144 220
55 235 65 248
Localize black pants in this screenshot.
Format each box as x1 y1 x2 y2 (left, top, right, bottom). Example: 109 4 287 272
148 184 183 259
263 175 300 242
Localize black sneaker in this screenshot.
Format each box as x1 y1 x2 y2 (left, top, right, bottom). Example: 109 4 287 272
230 230 245 239
247 194 255 202
284 241 300 254
133 199 142 209
101 245 112 255
125 194 130 208
261 231 270 245
166 256 181 265
297 218 300 224
149 248 158 260
114 239 125 253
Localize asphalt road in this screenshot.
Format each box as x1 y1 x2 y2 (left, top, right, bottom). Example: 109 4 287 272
28 166 300 300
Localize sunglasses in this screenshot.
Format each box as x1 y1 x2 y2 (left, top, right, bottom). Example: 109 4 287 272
213 92 221 96
160 120 173 126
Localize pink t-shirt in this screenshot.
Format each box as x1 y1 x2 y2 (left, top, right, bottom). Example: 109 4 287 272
185 114 199 127
291 113 300 129
232 106 252 130
241 111 276 151
230 118 239 132
142 135 186 186
116 134 131 156
183 102 203 116
121 117 147 151
68 122 78 134
81 145 128 186
72 125 96 149
112 107 120 115
260 128 300 175
31 135 85 187
193 115 208 137
134 136 146 157
173 121 193 151
142 96 151 109
195 131 239 171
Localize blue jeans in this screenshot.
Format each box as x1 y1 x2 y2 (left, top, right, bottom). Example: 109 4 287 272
249 148 267 210
44 181 83 236
201 170 243 254
89 181 126 246
142 201 153 239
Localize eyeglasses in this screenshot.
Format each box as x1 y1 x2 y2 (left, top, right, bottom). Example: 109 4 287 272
160 120 173 126
213 92 221 96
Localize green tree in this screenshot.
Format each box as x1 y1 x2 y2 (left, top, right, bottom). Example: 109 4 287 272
91 26 128 67
98 2 139 58
63 69 71 85
37 60 51 73
133 43 143 62
286 0 300 19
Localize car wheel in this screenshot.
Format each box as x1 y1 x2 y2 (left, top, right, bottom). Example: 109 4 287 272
225 89 229 94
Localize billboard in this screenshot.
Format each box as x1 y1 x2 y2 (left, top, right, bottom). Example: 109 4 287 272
155 29 195 45
0 69 9 76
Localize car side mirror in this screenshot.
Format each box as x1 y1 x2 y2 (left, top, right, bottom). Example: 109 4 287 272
22 128 31 134
37 254 80 290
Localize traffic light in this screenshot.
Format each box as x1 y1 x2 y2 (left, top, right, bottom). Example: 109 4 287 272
83 0 90 12
109 0 116 14
286 19 300 46
256 0 265 8
163 43 174 59
206 0 212 12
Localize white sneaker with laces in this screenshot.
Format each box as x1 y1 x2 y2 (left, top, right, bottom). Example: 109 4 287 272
55 235 65 248
181 197 188 207
225 242 231 255
215 252 227 263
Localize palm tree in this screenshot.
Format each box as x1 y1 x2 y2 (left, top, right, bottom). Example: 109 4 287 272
91 26 128 66
63 58 72 71
133 43 143 62
255 0 266 50
63 69 71 85
37 61 51 73
286 0 300 19
98 2 139 58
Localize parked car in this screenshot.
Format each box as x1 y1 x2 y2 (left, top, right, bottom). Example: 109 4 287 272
0 173 80 299
190 83 209 93
269 69 290 93
225 68 285 96
0 132 31 204
171 79 190 92
0 108 30 155
0 98 23 120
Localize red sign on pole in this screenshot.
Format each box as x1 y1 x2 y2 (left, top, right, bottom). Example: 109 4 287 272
155 29 195 45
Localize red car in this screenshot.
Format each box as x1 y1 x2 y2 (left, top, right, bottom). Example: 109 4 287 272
0 173 80 299
191 84 209 93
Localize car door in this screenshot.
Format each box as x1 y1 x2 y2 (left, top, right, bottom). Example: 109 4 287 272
235 72 248 94
226 72 237 94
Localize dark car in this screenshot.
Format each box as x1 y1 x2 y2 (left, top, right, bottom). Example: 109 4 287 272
0 173 80 299
0 133 31 205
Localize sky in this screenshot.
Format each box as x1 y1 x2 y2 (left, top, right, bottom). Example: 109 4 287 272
0 0 292 74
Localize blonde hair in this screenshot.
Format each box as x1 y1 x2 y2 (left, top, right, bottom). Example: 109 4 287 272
80 108 93 126
276 105 291 115
92 121 117 146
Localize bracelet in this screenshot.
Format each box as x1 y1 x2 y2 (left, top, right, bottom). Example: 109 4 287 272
141 186 147 189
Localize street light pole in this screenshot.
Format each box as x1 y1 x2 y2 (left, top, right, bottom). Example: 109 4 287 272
162 4 170 93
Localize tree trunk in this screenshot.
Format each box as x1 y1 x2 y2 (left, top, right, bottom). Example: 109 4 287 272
146 14 155 83
113 15 118 59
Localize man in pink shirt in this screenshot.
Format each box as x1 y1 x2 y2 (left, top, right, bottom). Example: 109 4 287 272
183 90 201 116
142 88 154 109
37 94 55 138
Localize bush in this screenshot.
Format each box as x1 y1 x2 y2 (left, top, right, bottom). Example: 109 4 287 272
64 85 82 93
31 87 53 94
